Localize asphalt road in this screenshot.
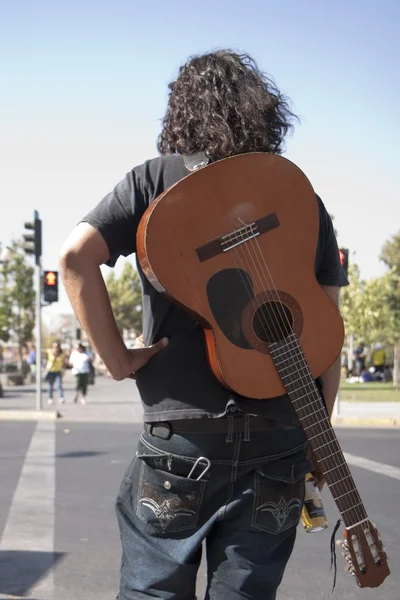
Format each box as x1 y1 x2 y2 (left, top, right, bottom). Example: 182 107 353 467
0 416 399 599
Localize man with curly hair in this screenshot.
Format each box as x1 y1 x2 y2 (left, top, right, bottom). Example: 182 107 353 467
60 50 347 599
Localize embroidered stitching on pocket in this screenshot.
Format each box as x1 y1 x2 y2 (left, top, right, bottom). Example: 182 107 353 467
251 459 309 535
136 461 207 534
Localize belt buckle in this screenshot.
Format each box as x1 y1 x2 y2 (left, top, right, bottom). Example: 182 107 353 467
149 422 172 440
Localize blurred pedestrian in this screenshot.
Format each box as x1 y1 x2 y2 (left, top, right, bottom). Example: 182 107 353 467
27 344 36 382
87 347 96 385
45 342 65 405
360 368 374 383
69 343 91 404
27 344 36 367
354 342 366 379
341 350 349 378
371 342 386 378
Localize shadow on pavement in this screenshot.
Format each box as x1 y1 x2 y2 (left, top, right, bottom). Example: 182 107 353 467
0 550 65 596
56 450 107 459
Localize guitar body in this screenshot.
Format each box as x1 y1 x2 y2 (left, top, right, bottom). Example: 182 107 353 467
137 152 344 399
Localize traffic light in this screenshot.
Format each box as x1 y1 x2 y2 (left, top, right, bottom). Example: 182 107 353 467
43 270 59 303
23 210 42 266
339 248 349 278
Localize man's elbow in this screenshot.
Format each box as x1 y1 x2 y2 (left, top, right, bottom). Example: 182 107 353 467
59 224 109 277
59 244 81 278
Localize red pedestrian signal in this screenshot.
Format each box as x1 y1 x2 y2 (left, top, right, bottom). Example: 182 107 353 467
45 271 57 286
43 270 59 303
339 248 349 278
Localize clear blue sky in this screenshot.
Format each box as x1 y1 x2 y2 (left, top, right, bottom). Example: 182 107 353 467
1 0 399 317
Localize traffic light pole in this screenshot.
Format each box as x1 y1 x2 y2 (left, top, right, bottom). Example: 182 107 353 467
23 209 43 410
35 259 42 411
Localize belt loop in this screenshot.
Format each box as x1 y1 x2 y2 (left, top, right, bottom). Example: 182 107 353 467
243 414 251 442
226 416 234 443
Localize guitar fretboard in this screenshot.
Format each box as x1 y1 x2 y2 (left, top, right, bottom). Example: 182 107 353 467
269 333 367 529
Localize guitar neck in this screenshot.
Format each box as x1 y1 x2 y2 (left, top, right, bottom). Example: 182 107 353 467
269 333 368 529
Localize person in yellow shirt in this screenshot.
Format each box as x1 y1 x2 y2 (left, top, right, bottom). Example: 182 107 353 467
46 342 65 404
372 343 386 377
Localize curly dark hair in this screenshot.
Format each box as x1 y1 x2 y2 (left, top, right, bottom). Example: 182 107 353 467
157 50 297 160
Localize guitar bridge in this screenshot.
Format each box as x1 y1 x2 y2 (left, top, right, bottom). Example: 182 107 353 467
221 223 259 251
195 212 280 262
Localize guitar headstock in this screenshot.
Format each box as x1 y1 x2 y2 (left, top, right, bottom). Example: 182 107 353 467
340 521 390 588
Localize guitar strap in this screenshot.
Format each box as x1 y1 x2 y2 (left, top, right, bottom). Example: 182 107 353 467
182 152 209 172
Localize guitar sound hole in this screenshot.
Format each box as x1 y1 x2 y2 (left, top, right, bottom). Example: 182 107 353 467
253 302 293 343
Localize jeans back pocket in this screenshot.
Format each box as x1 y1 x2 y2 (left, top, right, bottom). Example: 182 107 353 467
137 460 207 534
251 456 311 535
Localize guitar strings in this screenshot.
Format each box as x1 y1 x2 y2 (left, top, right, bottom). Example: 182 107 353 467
231 254 368 552
229 230 361 520
247 229 368 529
244 230 367 529
226 233 377 577
228 220 366 527
210 202 376 572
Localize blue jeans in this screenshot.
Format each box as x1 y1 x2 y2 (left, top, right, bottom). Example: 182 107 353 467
115 417 311 599
47 371 63 399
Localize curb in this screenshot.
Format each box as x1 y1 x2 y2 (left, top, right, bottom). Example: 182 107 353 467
0 409 61 421
332 417 400 428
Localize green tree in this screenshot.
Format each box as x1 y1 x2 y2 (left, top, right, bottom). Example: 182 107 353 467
379 232 400 388
340 263 366 342
0 241 35 360
340 262 400 387
341 264 397 347
105 262 142 336
380 231 400 274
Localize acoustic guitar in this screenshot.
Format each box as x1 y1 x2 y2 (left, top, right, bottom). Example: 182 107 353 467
137 152 389 588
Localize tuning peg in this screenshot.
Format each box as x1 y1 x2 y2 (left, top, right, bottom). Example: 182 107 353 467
344 564 356 575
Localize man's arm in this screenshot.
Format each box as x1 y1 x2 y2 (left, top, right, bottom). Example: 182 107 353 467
309 285 341 489
59 223 167 381
319 285 341 418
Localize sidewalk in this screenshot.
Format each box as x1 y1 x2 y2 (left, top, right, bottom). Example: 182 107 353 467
1 373 399 426
332 399 400 427
0 372 144 423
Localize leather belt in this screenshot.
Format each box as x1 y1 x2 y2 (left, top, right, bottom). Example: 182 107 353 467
144 416 287 439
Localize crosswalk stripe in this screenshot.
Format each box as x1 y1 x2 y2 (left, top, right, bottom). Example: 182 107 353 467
0 420 55 598
344 452 400 481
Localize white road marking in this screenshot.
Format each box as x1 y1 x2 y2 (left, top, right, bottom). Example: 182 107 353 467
0 420 55 598
344 452 400 481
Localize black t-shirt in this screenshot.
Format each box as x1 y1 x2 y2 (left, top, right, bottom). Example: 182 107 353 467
83 154 348 424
